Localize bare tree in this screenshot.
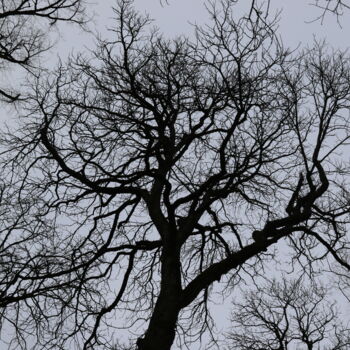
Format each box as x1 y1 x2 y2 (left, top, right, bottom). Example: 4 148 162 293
253 0 350 20
227 277 350 350
311 0 350 21
188 0 350 22
0 0 86 102
1 0 350 349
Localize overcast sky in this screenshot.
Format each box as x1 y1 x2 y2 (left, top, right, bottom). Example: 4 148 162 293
3 0 350 111
1 1 350 349
88 1 350 348
75 1 350 348
48 0 350 63
103 0 350 46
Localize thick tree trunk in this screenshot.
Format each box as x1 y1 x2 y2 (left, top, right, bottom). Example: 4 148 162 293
137 245 182 350
136 290 181 350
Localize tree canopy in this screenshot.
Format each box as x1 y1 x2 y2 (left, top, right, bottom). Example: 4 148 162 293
228 277 350 350
1 1 350 349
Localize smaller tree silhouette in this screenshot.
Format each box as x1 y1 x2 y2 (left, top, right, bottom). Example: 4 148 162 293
227 277 350 350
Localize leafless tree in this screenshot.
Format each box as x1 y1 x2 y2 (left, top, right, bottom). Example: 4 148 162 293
1 0 350 349
180 0 350 22
227 277 350 350
248 0 350 22
0 0 86 102
312 0 350 21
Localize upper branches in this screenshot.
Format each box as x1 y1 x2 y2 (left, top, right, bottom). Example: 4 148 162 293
311 0 350 22
0 0 87 102
236 0 350 23
1 0 350 349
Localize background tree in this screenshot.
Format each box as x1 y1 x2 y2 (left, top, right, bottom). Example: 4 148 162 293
1 0 350 349
227 277 350 350
0 0 86 102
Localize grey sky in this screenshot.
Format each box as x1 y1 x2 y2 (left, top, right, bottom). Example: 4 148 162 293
1 1 350 349
56 1 350 348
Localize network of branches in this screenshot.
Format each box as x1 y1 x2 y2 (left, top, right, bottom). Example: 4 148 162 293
0 0 350 350
228 277 350 350
0 0 86 102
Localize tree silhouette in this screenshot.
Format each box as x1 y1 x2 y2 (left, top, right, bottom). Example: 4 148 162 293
242 0 350 22
1 0 350 349
227 277 350 350
0 0 86 102
312 0 350 21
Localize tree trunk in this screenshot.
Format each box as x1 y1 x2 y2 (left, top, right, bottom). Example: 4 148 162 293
137 245 182 350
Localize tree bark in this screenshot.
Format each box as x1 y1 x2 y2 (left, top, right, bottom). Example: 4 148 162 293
137 245 182 350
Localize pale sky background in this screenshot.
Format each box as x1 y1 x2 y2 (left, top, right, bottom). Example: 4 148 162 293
30 0 350 66
1 1 350 349
58 1 350 348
